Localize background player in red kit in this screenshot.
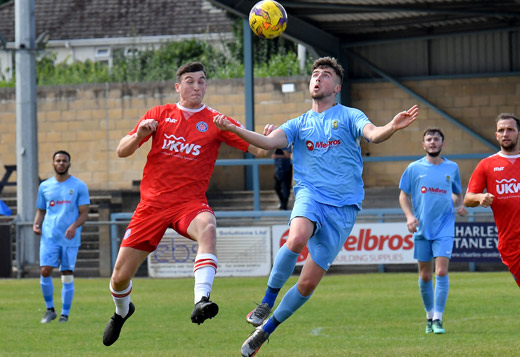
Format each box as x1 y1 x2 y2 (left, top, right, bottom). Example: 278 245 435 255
103 62 269 346
465 113 520 287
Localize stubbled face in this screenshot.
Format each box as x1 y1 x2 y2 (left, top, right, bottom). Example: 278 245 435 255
496 118 519 153
53 153 70 176
422 132 444 157
175 71 207 109
309 67 340 101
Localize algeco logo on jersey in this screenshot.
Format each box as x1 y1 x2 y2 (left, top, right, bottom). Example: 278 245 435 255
496 178 520 195
305 139 341 151
162 133 201 156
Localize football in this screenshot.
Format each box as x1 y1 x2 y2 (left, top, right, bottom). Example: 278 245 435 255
249 0 288 39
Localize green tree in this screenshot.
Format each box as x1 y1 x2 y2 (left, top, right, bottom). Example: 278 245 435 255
0 36 310 87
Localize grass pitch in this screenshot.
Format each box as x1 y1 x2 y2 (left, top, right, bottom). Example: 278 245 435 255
1 272 519 356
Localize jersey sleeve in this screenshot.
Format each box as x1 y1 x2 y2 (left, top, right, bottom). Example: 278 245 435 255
452 163 462 194
128 107 160 146
467 159 487 193
279 117 298 148
77 181 91 206
36 183 46 210
219 117 250 152
351 108 372 140
399 164 412 193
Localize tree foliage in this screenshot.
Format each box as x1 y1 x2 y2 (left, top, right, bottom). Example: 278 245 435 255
0 22 313 88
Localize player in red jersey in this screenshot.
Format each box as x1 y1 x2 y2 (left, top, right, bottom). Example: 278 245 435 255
103 62 270 346
465 113 520 287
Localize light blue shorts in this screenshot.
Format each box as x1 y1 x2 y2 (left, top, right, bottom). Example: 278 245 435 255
414 236 453 262
290 195 358 271
40 243 79 271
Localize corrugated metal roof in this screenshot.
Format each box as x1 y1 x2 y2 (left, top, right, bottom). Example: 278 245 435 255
209 0 518 46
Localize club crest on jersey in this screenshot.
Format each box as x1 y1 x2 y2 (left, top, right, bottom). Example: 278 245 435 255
332 120 339 130
196 121 208 133
69 189 74 195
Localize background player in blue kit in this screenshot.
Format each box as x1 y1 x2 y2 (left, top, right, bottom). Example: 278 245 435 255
399 128 466 334
33 150 90 323
214 56 419 356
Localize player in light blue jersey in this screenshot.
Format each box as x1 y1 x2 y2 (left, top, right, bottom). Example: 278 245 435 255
33 150 90 324
214 56 419 356
399 127 466 334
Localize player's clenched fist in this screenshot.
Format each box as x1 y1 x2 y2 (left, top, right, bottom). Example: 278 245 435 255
213 114 235 132
136 119 158 138
479 193 495 208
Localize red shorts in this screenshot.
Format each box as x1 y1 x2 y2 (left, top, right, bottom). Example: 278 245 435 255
499 244 520 287
121 200 214 252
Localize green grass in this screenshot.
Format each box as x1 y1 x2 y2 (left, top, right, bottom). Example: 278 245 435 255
1 272 519 356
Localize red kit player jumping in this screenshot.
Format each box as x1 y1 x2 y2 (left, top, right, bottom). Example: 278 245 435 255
103 62 269 346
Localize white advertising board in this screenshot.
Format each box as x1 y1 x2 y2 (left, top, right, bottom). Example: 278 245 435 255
148 227 272 277
272 222 415 266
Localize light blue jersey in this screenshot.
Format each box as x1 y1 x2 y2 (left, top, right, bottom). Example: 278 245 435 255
36 176 90 247
280 104 371 208
399 157 462 239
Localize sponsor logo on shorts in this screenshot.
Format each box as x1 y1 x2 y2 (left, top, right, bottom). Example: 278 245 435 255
123 229 131 240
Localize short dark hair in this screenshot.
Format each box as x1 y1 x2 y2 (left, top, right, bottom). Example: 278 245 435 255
311 57 344 84
53 150 70 161
496 113 520 130
176 62 207 83
423 127 445 141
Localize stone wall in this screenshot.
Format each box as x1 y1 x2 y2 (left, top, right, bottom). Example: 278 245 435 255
0 75 518 191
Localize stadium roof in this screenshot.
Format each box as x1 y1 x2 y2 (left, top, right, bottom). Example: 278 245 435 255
208 0 520 56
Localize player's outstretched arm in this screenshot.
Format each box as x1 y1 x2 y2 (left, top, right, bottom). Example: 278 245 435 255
363 105 419 143
117 119 158 157
214 115 288 150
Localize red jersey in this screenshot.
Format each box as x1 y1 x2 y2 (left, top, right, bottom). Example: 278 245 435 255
467 153 520 253
130 103 250 208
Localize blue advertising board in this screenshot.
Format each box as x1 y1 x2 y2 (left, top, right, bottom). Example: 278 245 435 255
451 222 501 262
